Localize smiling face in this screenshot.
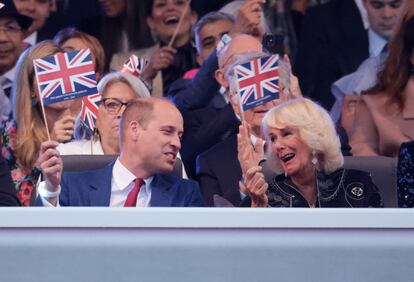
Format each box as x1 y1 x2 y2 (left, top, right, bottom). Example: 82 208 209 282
146 0 197 46
268 126 313 179
364 0 405 39
0 17 24 74
96 81 137 153
135 100 183 175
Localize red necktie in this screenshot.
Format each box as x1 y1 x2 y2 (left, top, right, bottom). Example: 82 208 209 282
124 178 144 207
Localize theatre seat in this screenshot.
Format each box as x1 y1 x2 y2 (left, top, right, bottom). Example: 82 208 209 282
343 156 398 208
61 155 183 178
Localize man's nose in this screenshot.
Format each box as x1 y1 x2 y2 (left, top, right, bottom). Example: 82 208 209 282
382 5 396 19
171 134 181 150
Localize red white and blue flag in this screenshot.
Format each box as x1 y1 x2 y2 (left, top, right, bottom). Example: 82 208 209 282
80 92 101 134
234 54 280 111
121 54 148 78
34 48 97 105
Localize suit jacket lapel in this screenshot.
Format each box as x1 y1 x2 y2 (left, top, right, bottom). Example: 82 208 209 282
151 174 173 207
88 161 114 206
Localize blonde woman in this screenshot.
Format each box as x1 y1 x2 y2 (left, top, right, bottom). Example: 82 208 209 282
238 98 382 208
1 41 75 205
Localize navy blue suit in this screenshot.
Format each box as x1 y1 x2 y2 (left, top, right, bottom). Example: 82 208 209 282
57 161 203 207
170 49 240 179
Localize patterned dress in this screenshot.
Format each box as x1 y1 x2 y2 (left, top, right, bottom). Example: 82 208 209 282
1 118 40 206
398 141 414 208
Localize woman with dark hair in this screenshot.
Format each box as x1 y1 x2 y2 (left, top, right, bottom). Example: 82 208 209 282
350 1 414 157
111 0 199 97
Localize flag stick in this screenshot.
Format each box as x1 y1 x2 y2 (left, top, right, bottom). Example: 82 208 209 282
168 0 192 48
39 98 51 141
34 64 51 141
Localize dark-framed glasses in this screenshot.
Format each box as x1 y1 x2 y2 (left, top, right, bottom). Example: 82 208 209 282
102 98 130 114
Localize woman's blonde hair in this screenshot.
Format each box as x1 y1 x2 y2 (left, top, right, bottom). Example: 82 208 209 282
262 98 344 174
12 41 62 169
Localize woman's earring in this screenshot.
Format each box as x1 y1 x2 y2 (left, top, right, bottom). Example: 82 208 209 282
311 150 318 165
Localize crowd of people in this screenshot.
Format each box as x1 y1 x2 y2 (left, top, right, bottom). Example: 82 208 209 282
0 0 412 208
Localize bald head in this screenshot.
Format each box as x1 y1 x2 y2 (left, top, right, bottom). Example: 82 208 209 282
218 34 263 68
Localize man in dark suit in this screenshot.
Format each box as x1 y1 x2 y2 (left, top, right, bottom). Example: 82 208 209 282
37 98 203 207
169 11 239 178
196 34 280 207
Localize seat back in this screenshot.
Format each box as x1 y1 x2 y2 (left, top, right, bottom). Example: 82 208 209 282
61 155 183 178
343 156 398 208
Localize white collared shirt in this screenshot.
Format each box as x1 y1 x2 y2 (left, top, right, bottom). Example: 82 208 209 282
110 158 153 207
24 32 37 47
368 29 388 58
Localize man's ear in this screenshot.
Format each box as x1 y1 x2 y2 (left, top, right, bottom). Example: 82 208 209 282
128 120 141 141
215 68 229 89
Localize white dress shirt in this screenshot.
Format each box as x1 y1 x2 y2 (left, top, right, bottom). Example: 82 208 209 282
110 158 153 207
368 29 388 58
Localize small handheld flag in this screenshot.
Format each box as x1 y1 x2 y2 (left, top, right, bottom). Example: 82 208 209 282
34 48 97 105
80 92 101 135
121 54 148 78
234 54 280 112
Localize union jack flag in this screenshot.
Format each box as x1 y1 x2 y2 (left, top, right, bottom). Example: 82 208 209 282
80 92 101 134
234 54 280 111
34 48 97 105
121 54 148 78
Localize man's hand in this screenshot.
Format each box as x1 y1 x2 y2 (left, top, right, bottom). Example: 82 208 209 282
141 46 177 82
37 141 62 192
230 0 266 38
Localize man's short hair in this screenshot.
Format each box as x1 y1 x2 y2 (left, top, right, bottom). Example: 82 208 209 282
194 11 235 51
119 98 155 143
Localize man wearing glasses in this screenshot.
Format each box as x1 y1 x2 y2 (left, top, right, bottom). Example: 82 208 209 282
0 0 32 121
37 97 203 207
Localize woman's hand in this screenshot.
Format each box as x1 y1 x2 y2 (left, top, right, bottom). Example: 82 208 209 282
141 46 177 82
51 115 75 143
237 122 265 178
243 165 268 207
